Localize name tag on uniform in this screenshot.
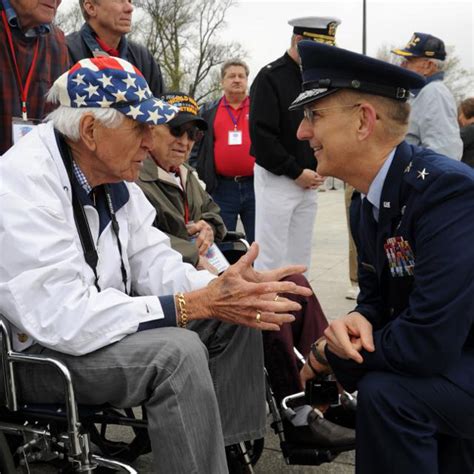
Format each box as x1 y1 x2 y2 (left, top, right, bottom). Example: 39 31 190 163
228 130 242 145
12 117 39 145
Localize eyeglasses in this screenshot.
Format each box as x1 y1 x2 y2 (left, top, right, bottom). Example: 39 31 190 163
303 103 361 123
167 124 205 142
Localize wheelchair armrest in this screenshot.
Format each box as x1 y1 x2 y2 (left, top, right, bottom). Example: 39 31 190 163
0 317 83 457
222 231 246 242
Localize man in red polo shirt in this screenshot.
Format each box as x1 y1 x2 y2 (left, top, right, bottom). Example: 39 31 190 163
193 59 255 242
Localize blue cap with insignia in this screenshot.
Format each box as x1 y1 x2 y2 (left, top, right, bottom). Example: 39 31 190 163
289 40 426 111
392 32 447 61
288 16 341 45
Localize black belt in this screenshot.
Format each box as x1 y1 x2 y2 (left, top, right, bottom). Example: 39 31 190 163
219 175 253 183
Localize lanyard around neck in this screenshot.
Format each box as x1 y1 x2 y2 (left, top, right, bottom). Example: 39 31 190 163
223 96 244 130
2 10 40 121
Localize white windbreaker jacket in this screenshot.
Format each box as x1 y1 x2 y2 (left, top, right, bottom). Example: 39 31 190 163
0 123 215 355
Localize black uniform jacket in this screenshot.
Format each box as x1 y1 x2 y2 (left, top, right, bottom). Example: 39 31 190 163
67 23 164 96
249 53 315 179
189 99 220 193
461 123 474 168
327 141 474 395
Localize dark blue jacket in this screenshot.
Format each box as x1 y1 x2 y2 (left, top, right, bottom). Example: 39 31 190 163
328 141 474 395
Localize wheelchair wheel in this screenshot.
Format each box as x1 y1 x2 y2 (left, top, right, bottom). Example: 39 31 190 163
0 431 16 474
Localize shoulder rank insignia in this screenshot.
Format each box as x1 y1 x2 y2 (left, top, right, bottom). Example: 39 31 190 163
417 168 429 180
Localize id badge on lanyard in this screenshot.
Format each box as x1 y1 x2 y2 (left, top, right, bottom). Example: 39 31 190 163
228 130 243 145
12 117 40 144
2 10 40 144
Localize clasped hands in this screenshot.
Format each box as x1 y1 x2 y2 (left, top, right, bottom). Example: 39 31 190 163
295 169 326 190
300 312 376 386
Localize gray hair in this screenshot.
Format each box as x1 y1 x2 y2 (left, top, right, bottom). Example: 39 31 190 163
220 59 250 79
45 86 124 141
430 57 445 71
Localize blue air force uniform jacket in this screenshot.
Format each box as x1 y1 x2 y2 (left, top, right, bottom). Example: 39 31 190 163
327 142 474 395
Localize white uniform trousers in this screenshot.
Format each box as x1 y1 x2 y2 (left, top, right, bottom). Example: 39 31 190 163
254 164 318 272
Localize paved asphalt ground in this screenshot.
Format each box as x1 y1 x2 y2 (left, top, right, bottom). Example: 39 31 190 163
17 184 357 473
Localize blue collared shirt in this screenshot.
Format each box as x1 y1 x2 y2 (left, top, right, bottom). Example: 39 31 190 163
365 148 396 222
72 161 93 195
2 0 51 37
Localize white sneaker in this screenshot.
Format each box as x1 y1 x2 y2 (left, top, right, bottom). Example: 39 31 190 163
345 285 359 300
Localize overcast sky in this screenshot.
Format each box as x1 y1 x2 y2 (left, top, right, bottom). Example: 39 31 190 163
59 0 474 91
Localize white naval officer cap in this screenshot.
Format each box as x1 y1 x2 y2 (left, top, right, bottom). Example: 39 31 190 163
288 16 341 45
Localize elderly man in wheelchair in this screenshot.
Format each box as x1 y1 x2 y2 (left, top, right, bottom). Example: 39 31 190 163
0 57 321 473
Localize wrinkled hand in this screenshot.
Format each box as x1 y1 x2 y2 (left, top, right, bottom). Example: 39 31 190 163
187 242 313 331
239 242 308 285
197 255 218 275
295 169 326 190
324 312 375 363
186 220 214 255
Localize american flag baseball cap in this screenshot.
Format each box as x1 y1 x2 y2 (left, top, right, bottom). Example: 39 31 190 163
53 56 178 125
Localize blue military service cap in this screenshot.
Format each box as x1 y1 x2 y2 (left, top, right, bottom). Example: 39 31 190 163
392 32 447 61
289 40 426 111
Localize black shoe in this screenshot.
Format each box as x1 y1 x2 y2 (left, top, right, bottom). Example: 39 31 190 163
225 444 251 474
307 410 356 450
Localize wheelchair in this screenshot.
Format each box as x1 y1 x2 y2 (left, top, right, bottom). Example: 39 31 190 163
0 316 150 473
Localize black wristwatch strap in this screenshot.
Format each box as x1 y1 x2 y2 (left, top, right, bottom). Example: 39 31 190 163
310 339 330 367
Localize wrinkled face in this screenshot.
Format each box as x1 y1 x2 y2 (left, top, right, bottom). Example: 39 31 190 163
400 56 431 76
296 94 359 179
86 0 133 36
11 0 62 30
221 66 248 96
93 117 152 183
149 122 199 171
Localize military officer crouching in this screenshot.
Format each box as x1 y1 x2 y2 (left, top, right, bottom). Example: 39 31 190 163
294 41 474 473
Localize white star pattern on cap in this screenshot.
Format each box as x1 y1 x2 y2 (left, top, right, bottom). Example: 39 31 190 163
122 74 137 89
134 87 148 101
127 105 144 119
97 74 113 88
97 96 113 108
73 93 87 107
84 83 100 98
147 109 161 124
56 56 178 125
112 89 128 102
72 73 86 86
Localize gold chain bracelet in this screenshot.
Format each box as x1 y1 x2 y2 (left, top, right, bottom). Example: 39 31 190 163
176 292 189 328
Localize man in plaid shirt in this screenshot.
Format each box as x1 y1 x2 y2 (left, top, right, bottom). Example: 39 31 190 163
0 0 69 155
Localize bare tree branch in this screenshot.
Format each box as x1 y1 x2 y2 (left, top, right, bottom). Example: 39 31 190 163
134 0 246 101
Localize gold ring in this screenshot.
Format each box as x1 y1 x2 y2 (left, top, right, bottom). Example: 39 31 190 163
274 295 279 302
256 312 262 323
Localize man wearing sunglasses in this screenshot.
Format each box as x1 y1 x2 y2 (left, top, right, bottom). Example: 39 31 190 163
137 92 227 273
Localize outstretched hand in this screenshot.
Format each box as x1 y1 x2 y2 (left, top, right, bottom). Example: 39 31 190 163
238 242 308 284
186 242 313 331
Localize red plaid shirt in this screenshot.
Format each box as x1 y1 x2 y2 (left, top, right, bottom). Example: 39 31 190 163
0 21 69 155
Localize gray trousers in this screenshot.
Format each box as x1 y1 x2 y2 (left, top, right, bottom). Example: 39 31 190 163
17 322 266 473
